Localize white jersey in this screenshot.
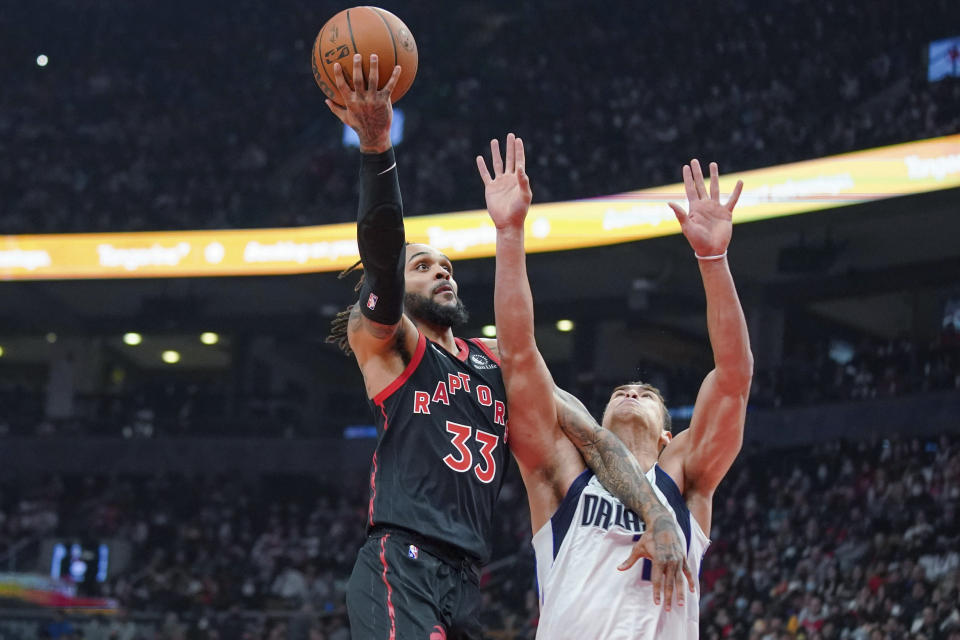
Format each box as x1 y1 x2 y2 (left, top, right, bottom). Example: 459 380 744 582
532 466 710 640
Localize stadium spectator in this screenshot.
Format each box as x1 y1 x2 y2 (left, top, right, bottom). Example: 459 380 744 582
1 433 959 638
1 0 957 234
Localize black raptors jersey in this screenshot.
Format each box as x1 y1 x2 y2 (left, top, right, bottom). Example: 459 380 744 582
366 331 509 564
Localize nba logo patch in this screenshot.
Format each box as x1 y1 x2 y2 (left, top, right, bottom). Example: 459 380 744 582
408 544 419 559
366 293 378 310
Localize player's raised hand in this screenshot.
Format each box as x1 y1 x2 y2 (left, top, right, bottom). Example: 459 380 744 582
477 133 532 230
325 53 401 153
668 159 744 258
618 508 695 611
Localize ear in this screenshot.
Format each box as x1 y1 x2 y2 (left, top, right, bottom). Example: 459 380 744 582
659 431 673 449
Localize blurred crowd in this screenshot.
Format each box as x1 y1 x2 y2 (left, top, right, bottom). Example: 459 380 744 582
2 334 958 439
700 434 960 640
0 375 368 440
1 0 958 234
756 337 960 408
0 467 528 639
527 335 960 432
1 432 958 639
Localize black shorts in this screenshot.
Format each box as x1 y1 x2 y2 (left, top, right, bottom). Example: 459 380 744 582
346 527 483 640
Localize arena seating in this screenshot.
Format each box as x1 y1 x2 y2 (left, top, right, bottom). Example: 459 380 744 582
1 434 957 638
1 0 957 234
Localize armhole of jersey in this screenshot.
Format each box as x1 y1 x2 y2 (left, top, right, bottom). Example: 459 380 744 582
687 509 711 582
371 331 427 406
690 511 710 548
654 465 692 553
469 338 501 366
549 469 593 559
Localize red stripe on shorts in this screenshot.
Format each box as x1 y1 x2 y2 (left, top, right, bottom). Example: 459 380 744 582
368 404 391 527
368 452 378 527
379 534 397 640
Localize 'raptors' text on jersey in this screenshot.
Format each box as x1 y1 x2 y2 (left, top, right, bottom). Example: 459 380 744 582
367 332 509 563
533 467 710 640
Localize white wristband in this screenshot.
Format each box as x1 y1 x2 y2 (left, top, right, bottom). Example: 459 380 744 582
695 250 727 261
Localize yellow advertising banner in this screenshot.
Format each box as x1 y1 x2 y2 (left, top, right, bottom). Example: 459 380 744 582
2 134 958 280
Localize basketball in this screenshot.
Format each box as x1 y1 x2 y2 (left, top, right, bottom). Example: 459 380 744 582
312 6 418 106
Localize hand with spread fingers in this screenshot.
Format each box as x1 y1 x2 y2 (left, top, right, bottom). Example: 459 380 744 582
618 516 695 611
324 53 401 153
668 159 744 258
476 133 533 230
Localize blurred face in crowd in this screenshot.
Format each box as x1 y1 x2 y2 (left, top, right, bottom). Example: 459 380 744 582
403 243 468 328
810 596 822 613
601 382 672 451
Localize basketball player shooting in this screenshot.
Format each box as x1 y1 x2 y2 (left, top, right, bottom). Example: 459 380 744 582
479 135 752 638
325 55 692 639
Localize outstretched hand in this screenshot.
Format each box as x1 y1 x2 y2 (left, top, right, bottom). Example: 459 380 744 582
618 508 695 611
325 53 401 153
477 133 532 230
668 159 744 258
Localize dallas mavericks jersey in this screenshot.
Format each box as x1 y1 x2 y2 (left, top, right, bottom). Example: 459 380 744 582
532 466 710 640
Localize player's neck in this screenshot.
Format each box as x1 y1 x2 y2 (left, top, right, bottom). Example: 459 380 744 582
417 322 458 355
629 444 660 474
610 420 660 472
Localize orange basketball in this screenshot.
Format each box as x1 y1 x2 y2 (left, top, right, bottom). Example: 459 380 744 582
312 6 418 107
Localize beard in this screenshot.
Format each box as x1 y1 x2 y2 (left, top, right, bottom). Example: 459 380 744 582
404 291 470 328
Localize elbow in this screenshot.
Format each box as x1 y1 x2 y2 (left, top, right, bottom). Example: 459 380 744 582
357 217 404 249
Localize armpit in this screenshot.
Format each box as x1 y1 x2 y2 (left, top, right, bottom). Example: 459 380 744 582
349 305 395 341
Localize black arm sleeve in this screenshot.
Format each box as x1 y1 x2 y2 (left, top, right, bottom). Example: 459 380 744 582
356 147 406 325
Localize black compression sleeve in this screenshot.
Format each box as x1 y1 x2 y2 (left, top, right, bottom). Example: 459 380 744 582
356 147 406 325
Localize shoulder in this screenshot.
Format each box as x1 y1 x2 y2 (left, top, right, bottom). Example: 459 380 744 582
657 429 690 495
474 338 500 358
349 314 424 398
464 337 502 366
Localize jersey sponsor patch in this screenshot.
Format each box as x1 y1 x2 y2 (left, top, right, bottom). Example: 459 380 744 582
366 293 379 310
469 353 497 370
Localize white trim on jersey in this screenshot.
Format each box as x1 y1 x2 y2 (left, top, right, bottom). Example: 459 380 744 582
532 465 710 640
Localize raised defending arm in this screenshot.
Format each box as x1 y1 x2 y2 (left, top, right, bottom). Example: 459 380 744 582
479 135 556 474
479 134 692 610
663 159 753 533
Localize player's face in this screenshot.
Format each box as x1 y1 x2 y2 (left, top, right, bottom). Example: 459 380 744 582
403 243 469 327
602 383 667 440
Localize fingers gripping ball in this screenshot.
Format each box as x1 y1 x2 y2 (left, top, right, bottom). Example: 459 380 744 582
312 6 418 106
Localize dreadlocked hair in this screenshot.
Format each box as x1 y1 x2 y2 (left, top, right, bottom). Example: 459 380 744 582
326 260 365 357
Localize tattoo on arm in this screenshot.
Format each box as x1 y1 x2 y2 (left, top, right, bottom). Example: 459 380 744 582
554 388 678 539
357 112 392 152
348 305 365 333
348 306 410 363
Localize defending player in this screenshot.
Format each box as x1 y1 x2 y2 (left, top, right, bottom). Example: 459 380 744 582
479 135 752 638
325 55 691 639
